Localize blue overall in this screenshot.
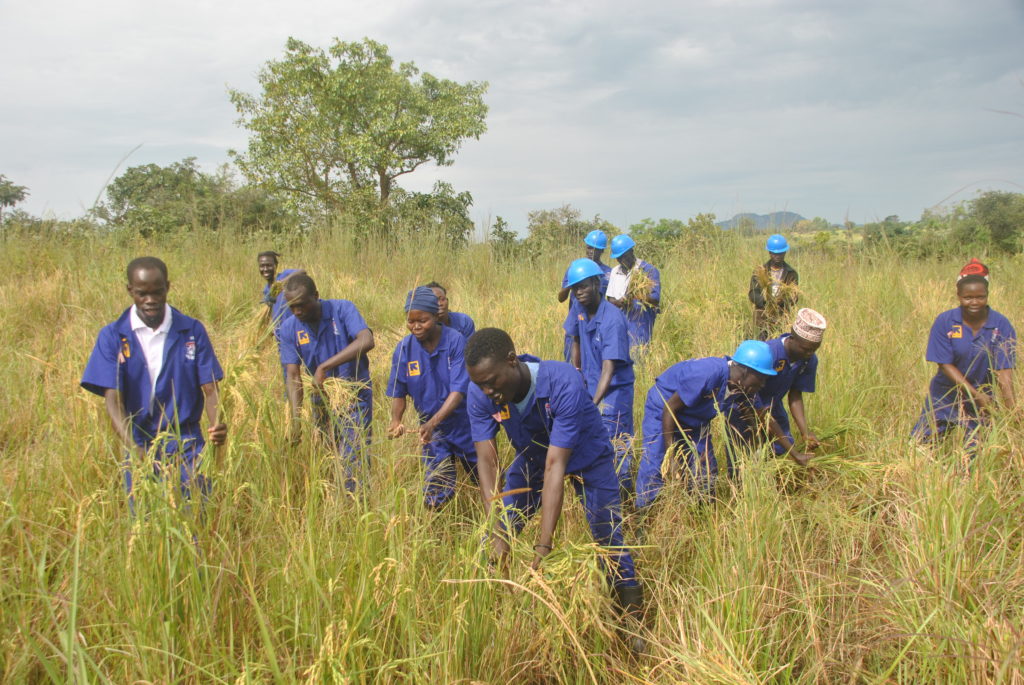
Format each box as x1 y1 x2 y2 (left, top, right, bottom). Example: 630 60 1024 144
262 268 299 387
912 307 1016 446
279 299 373 490
727 335 818 455
635 356 758 507
565 297 636 493
386 326 478 508
445 311 476 340
81 307 224 504
620 260 661 348
561 262 611 361
468 356 638 588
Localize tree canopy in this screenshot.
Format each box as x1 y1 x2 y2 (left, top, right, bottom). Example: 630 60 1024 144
229 37 488 221
0 175 29 222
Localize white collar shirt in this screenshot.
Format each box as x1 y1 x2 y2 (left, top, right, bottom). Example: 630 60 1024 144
130 304 173 403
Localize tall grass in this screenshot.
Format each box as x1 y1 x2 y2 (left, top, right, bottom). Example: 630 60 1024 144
1 225 1022 682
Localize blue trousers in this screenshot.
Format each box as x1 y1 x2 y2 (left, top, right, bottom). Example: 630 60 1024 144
122 433 210 516
501 452 638 588
421 435 478 509
598 384 635 494
313 387 373 491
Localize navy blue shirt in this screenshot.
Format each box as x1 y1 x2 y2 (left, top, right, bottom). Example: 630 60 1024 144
81 307 223 448
650 356 758 430
565 298 634 394
758 334 817 414
278 299 371 384
446 311 476 340
925 307 1016 409
262 269 299 337
468 355 614 473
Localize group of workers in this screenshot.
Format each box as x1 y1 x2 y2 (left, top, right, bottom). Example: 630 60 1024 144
80 235 1015 649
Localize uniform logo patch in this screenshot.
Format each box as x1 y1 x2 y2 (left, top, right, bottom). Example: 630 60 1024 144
775 359 787 372
185 340 196 361
297 329 310 345
408 360 421 376
578 313 585 320
332 319 340 336
949 325 962 339
492 404 511 422
119 336 131 362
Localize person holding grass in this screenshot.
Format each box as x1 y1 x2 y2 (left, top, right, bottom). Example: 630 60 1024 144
278 273 375 491
911 264 1016 449
749 233 799 340
635 340 776 509
564 258 636 499
464 327 644 644
81 257 226 509
386 286 478 510
425 281 476 339
556 230 611 361
605 234 661 350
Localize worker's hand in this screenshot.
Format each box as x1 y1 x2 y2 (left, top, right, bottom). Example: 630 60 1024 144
791 451 813 467
312 364 329 390
803 432 820 450
975 393 994 414
288 421 302 447
530 544 551 571
207 422 228 446
418 420 437 445
387 421 406 439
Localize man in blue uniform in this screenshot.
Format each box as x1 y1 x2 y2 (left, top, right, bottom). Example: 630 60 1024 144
564 258 636 498
727 308 826 465
464 328 644 642
635 340 776 509
556 230 611 361
425 281 476 339
278 273 375 491
606 235 661 349
387 287 477 509
258 251 301 389
81 257 226 508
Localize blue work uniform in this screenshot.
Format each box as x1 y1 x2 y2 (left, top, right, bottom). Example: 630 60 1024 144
635 356 758 507
621 260 661 348
263 268 299 387
727 334 818 455
279 299 373 490
446 311 476 340
468 355 637 588
81 307 224 500
912 307 1016 444
561 262 611 361
565 297 636 493
386 326 478 508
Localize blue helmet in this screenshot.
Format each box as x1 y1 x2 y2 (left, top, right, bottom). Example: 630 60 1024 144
766 234 789 254
565 258 605 288
732 340 778 376
610 234 636 259
584 229 608 250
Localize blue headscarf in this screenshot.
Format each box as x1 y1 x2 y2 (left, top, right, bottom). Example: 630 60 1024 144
405 286 439 314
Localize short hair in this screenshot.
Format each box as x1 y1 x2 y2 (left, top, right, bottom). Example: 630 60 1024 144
126 256 168 283
465 328 515 368
423 281 446 294
283 272 317 296
257 250 281 261
957 274 989 292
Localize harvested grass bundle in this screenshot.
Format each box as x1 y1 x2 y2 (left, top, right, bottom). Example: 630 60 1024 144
625 264 657 310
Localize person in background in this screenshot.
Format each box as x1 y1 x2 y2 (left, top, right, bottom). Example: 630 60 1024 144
635 340 776 509
606 235 661 350
748 234 799 340
258 251 301 390
426 281 476 339
81 257 226 511
278 273 375 491
556 230 611 361
912 260 1015 451
464 328 645 649
564 258 636 500
386 287 477 510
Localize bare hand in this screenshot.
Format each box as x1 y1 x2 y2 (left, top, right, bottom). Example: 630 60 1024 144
312 364 329 389
803 432 820 450
418 421 436 445
207 422 228 446
791 451 813 467
530 554 544 571
288 421 302 447
387 421 406 439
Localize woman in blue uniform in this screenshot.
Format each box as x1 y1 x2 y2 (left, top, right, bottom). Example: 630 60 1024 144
911 271 1016 448
278 273 375 491
564 258 636 497
556 230 611 361
425 281 476 339
606 235 661 349
386 287 477 509
635 340 776 508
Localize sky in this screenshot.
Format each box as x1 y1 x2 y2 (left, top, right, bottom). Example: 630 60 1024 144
2 0 1022 232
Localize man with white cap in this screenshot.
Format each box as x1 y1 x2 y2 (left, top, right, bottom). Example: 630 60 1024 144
729 307 827 464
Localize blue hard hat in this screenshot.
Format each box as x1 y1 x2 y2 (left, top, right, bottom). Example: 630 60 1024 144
610 234 636 259
766 234 789 253
584 229 608 250
732 340 778 376
565 258 605 288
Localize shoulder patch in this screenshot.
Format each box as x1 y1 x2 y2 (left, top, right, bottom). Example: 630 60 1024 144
949 325 962 339
775 359 787 372
297 329 310 345
408 360 420 376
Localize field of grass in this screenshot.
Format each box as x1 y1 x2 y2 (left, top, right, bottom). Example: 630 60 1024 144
1 226 1023 683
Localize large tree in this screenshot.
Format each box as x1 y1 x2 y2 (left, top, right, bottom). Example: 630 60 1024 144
229 38 488 219
0 175 29 222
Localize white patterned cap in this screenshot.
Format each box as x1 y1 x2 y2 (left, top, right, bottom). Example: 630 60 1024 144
792 308 827 342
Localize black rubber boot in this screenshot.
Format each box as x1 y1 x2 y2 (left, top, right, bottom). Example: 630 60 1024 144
613 583 647 656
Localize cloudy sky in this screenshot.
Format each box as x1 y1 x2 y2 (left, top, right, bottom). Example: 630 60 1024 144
2 0 1022 231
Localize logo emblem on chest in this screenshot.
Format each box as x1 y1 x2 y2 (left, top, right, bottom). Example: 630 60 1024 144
408 361 421 376
492 404 511 422
297 329 310 345
949 325 962 339
185 339 196 361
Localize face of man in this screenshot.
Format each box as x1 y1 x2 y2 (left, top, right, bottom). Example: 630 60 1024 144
468 352 523 406
957 281 988 317
617 249 636 270
585 245 604 262
769 251 786 267
286 286 321 324
729 365 768 395
571 276 601 311
787 334 821 361
406 309 438 342
429 287 449 318
258 255 278 283
127 267 170 329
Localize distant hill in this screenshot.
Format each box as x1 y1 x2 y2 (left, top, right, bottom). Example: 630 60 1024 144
716 212 805 231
